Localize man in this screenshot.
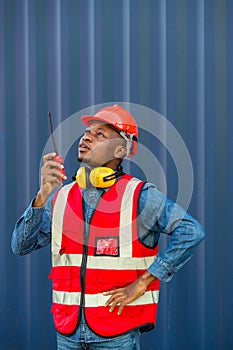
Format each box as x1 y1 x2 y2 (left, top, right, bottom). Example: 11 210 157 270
12 104 205 350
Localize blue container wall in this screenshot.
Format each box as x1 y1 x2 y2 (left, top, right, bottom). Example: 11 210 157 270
0 0 232 349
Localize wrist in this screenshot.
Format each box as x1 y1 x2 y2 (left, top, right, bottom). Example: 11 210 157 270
138 271 157 287
33 191 46 208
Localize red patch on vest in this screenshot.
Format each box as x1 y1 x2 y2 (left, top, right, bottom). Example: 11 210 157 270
95 237 119 256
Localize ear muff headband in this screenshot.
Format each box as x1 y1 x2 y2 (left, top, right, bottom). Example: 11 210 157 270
75 166 124 188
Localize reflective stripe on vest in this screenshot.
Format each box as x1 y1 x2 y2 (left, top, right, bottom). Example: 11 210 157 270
53 290 159 306
52 254 157 269
119 178 142 257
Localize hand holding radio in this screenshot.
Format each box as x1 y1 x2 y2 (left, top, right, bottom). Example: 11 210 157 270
53 154 66 178
33 153 67 207
33 112 67 208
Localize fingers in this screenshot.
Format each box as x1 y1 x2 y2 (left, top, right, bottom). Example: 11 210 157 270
36 153 66 206
43 153 64 168
41 153 67 192
104 290 123 307
42 153 66 180
43 152 57 164
43 160 65 172
103 288 123 297
118 302 127 315
109 296 127 315
49 159 64 168
103 288 129 315
42 164 66 179
103 281 146 315
41 175 63 186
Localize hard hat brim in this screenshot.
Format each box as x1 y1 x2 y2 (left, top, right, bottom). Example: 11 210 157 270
81 115 112 127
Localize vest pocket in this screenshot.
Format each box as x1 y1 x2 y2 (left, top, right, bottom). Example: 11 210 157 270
97 269 138 291
51 303 79 335
48 266 71 292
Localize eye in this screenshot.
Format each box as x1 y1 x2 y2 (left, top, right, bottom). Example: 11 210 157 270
84 129 90 135
96 132 105 137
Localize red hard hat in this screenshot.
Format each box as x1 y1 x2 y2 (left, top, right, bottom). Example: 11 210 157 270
81 104 138 157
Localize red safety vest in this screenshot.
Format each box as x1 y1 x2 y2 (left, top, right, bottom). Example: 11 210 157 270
49 174 160 337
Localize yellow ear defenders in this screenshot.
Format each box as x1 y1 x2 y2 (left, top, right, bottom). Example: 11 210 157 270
73 166 124 189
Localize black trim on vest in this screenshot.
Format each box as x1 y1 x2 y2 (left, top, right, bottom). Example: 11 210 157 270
136 182 159 250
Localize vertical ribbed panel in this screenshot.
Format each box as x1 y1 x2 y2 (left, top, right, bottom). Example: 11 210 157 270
0 0 232 349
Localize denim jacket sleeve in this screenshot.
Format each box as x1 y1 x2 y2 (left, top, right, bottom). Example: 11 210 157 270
138 183 205 282
11 195 54 255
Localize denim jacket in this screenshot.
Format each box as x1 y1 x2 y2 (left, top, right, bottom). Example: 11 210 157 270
11 181 205 283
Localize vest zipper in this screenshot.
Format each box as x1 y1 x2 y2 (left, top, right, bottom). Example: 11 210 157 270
79 199 89 310
80 243 88 308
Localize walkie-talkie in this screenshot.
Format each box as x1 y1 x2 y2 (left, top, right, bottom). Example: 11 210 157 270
48 112 66 180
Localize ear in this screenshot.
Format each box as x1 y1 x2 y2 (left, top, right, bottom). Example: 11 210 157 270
114 145 127 159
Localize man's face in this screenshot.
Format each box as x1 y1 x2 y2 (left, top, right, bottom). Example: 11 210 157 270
78 121 125 168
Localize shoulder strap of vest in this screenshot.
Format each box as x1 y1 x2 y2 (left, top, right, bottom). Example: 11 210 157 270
52 182 79 254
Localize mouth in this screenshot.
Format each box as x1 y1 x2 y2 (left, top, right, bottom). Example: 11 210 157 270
78 141 90 152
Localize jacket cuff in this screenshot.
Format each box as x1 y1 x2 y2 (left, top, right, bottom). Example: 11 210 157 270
24 198 45 224
148 256 175 282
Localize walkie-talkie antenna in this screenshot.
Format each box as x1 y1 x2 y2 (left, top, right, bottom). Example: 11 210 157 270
48 112 59 154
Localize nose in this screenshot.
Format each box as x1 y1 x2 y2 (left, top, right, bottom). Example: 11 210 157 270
82 131 93 143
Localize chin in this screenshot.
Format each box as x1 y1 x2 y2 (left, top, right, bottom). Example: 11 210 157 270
78 155 94 167
78 156 88 164
78 151 88 161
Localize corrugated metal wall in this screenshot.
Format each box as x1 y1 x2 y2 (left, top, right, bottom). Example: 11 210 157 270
0 0 232 349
